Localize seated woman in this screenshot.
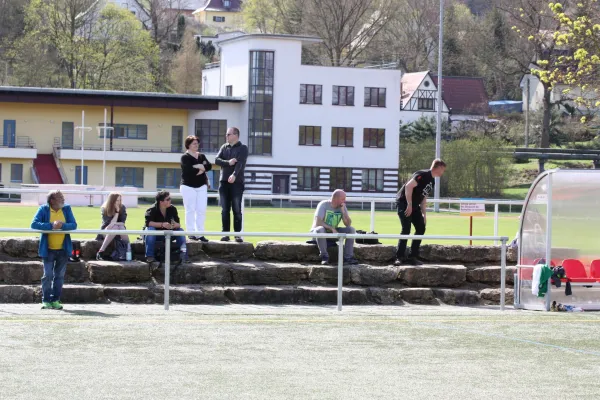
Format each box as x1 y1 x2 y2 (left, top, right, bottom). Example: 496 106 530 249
96 192 129 260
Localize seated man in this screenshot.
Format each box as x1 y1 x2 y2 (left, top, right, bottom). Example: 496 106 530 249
310 189 359 266
144 191 187 263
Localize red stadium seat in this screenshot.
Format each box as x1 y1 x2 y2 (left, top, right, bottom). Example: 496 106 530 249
562 259 597 283
590 260 600 279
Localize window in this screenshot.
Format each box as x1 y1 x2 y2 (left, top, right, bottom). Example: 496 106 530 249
75 166 88 185
299 126 321 146
248 51 274 155
115 167 144 188
362 169 384 192
157 168 179 189
10 164 23 183
112 124 147 139
330 168 352 191
418 98 434 110
300 84 322 105
226 85 232 96
363 128 385 148
364 87 386 107
332 86 354 106
195 119 227 153
297 167 320 191
331 127 353 147
224 0 231 6
213 16 225 22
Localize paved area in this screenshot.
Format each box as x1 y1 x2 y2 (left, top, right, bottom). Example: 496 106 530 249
1 304 600 399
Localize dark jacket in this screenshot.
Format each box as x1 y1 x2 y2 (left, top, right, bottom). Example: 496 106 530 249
215 141 248 184
30 204 77 258
181 152 212 188
144 202 180 229
96 205 127 240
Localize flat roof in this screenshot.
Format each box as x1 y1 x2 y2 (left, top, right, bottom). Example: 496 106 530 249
0 86 244 110
217 33 323 46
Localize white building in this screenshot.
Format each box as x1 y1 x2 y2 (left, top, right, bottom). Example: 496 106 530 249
201 34 402 197
400 71 449 124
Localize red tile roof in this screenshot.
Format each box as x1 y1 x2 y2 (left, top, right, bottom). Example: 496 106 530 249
431 76 489 115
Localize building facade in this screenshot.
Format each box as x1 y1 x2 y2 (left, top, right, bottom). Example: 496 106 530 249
202 34 402 197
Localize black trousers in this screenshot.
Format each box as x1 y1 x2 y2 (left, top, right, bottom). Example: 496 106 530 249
219 182 244 233
396 203 426 259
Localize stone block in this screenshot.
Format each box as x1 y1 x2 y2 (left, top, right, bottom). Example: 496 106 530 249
254 241 321 263
295 286 368 305
61 284 107 303
152 285 227 304
202 241 254 261
104 285 153 304
0 238 40 258
367 288 404 305
432 289 480 305
507 247 518 264
349 265 400 286
0 261 43 284
87 260 151 284
353 244 396 264
80 240 102 260
480 288 514 304
467 266 516 285
231 262 310 285
399 288 437 305
0 285 37 303
397 265 466 287
66 261 88 283
154 261 232 285
224 286 298 304
308 265 352 285
420 245 501 264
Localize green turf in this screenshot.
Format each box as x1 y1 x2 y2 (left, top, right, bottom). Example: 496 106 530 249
0 204 519 245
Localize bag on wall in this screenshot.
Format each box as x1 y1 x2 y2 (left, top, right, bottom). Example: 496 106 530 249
355 230 381 245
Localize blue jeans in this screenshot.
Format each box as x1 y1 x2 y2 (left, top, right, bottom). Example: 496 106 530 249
41 249 68 303
145 227 186 257
219 182 244 232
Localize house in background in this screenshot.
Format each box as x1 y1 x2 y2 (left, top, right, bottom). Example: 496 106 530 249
193 0 243 31
431 75 490 125
400 71 450 124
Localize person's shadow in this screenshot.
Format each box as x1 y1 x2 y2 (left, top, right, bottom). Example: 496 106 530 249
61 309 118 318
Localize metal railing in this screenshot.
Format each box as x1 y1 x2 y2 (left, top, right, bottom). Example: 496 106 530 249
0 227 509 312
53 137 221 155
51 144 69 184
0 136 36 149
0 187 524 241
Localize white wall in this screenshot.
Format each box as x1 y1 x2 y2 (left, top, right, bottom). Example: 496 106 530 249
202 68 221 96
400 74 449 124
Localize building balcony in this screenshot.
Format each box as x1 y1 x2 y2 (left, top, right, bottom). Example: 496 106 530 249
53 138 220 163
0 136 37 159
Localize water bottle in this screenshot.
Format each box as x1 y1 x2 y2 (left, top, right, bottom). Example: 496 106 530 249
126 242 132 262
180 243 187 262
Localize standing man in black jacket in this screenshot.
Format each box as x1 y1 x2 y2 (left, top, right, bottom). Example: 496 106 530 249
395 159 446 265
215 127 248 242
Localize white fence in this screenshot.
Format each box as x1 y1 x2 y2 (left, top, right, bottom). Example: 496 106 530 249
0 187 524 243
0 227 510 312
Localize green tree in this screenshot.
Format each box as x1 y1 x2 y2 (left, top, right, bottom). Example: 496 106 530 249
171 29 206 94
242 0 282 33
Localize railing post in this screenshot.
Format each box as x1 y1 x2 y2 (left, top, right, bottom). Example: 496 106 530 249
370 201 376 232
494 204 499 245
337 235 344 312
500 238 507 311
164 231 171 311
241 194 245 232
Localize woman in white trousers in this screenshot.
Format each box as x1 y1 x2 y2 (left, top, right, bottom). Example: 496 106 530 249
180 135 212 242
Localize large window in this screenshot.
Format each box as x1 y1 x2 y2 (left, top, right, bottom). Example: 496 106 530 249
418 98 434 110
300 84 322 105
157 168 179 189
112 124 147 139
362 169 384 192
75 166 88 185
332 86 354 106
330 168 352 191
10 164 22 183
331 127 353 147
299 126 321 146
195 119 227 153
364 87 386 107
248 51 274 155
116 167 144 188
213 16 225 22
363 128 385 148
297 167 320 191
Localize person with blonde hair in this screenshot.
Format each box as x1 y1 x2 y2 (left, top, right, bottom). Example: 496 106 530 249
96 192 129 260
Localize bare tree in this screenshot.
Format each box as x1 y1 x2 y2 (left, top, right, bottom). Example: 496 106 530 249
170 29 205 94
131 0 190 46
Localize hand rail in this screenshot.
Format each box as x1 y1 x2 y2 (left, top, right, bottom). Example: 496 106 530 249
52 140 69 184
0 227 509 312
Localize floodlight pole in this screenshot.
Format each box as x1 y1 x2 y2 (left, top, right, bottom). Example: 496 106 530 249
434 0 445 212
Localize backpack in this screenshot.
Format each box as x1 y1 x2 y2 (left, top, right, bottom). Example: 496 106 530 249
355 230 382 245
110 236 128 261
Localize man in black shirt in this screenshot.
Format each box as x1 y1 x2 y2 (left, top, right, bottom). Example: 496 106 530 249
144 191 186 263
215 127 248 242
395 159 446 265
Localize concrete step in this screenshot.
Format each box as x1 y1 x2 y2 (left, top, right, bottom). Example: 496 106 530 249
0 283 512 306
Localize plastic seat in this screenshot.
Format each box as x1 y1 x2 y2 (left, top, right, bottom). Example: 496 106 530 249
519 267 533 280
590 260 600 279
562 259 597 283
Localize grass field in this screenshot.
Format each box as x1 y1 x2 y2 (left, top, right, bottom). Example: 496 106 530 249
1 304 600 399
0 204 519 245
